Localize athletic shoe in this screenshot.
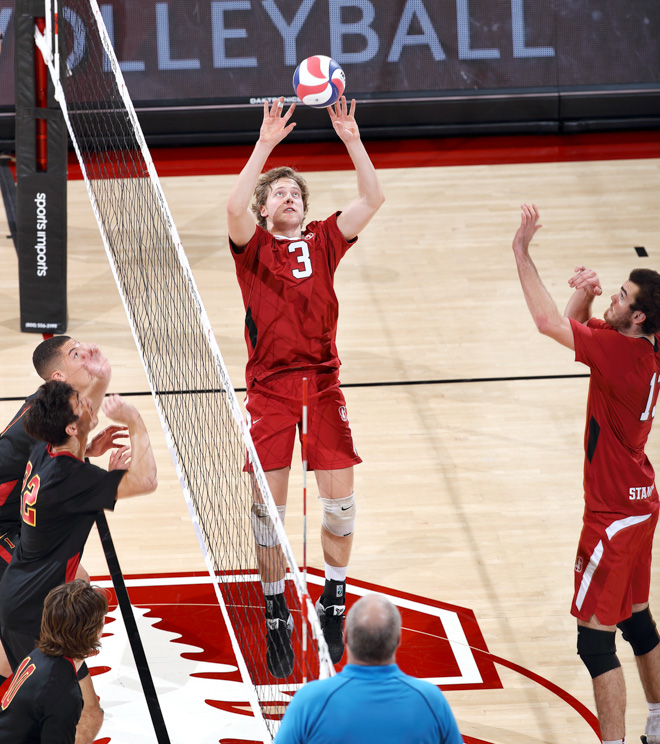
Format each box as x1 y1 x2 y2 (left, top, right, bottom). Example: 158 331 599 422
266 613 294 678
644 715 660 744
315 598 346 664
641 736 648 744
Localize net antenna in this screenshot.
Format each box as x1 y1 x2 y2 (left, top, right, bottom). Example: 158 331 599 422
34 0 333 738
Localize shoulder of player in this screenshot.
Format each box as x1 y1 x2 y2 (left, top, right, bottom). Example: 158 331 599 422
1 400 37 441
36 654 80 708
299 214 339 240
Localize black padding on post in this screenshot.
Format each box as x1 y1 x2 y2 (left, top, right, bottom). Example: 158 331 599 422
15 1 68 334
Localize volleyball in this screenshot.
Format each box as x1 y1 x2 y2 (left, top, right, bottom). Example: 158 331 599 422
293 55 346 108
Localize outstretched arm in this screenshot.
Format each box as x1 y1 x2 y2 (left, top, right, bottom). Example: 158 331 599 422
102 395 157 499
512 204 575 350
226 98 297 248
564 265 602 324
330 98 385 241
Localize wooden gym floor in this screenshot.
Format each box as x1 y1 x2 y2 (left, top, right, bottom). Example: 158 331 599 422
1 133 660 742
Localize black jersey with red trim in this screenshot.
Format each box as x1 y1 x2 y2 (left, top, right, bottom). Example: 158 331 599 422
0 442 124 634
0 394 37 534
0 648 82 744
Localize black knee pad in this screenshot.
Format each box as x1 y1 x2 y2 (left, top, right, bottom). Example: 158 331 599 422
577 625 621 679
618 607 660 657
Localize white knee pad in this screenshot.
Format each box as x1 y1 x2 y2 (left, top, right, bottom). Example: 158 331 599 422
320 493 356 537
251 503 286 548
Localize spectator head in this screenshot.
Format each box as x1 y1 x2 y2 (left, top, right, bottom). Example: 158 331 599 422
345 593 402 666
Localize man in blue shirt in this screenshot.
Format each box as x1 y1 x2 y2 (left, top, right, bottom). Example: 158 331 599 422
274 593 463 743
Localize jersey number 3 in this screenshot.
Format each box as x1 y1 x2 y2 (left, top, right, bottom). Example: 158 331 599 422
21 462 40 527
288 241 312 279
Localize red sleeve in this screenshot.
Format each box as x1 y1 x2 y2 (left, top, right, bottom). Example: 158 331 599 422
230 224 268 261
570 317 623 376
318 212 357 270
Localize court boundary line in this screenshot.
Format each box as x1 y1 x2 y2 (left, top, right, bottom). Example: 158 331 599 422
0 372 591 404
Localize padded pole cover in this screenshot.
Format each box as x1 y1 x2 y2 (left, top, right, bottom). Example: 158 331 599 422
15 0 67 333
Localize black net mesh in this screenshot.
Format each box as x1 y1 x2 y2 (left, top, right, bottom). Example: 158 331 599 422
49 1 329 734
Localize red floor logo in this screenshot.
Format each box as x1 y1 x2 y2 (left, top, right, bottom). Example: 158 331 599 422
75 571 598 744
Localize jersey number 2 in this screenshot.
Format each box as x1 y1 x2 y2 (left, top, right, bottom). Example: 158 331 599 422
288 241 312 279
21 462 40 527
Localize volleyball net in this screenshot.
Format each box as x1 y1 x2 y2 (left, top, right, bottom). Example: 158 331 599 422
31 0 331 736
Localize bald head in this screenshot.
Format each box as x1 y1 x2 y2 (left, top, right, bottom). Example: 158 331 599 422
345 594 401 665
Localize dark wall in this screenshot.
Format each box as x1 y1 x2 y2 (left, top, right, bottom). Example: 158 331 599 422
1 0 659 148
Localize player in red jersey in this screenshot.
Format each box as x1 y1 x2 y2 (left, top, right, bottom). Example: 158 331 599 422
513 203 660 744
0 580 108 744
227 96 384 675
0 381 157 744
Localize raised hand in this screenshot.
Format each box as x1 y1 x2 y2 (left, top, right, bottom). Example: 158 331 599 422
85 425 128 458
513 203 543 252
328 96 359 143
258 97 297 148
101 394 140 426
79 343 109 378
108 444 131 471
568 265 602 297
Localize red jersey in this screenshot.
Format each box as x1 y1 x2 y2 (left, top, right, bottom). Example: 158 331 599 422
231 213 356 388
570 317 660 515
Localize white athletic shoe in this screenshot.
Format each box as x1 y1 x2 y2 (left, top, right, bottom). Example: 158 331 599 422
644 714 660 743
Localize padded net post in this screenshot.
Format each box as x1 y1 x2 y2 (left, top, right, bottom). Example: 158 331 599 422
14 0 68 333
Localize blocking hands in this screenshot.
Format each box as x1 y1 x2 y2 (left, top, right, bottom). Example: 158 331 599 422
85 425 128 458
108 445 131 471
79 343 110 379
102 394 141 426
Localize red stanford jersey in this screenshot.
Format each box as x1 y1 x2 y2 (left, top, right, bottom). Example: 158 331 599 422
570 317 660 515
231 213 356 388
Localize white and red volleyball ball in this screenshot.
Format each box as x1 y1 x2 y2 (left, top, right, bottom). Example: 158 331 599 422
293 55 346 108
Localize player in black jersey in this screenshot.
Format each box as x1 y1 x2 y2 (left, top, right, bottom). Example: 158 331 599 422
0 380 157 744
0 579 108 743
0 335 121 574
0 337 122 684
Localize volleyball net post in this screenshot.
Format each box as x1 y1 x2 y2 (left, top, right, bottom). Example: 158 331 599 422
14 0 68 334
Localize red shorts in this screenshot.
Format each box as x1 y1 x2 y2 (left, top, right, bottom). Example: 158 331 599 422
571 509 659 625
244 369 361 472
